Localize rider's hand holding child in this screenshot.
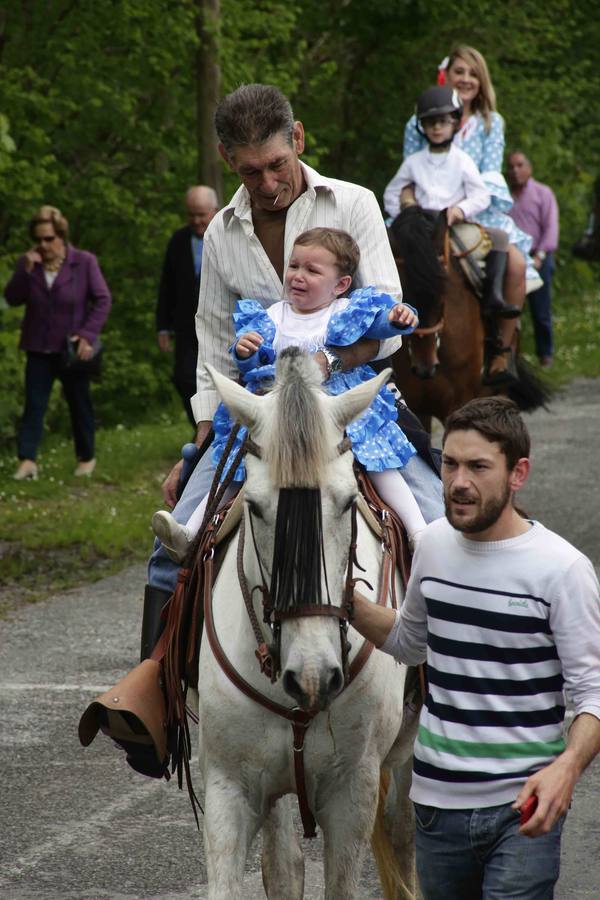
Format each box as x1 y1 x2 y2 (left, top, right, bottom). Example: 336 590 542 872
389 304 419 329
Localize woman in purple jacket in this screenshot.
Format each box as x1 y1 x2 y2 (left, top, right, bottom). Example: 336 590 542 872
5 206 111 480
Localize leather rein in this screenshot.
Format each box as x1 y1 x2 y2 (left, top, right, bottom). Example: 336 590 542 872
202 436 403 838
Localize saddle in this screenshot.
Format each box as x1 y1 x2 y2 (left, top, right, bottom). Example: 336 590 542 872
449 221 492 296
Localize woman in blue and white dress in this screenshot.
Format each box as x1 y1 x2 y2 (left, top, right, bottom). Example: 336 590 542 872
400 45 539 290
388 45 541 383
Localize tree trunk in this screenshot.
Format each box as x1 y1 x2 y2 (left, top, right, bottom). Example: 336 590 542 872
195 0 222 201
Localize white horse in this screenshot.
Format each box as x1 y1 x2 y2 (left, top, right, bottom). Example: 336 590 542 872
198 350 417 900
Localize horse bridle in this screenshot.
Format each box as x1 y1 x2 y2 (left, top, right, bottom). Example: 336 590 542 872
201 432 402 839
238 435 366 685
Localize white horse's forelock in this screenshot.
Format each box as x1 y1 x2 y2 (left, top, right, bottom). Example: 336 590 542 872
265 349 331 488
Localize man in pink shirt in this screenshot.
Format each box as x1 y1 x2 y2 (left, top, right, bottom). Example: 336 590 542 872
507 152 559 367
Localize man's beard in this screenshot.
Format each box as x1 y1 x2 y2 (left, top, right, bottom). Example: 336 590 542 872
444 480 511 534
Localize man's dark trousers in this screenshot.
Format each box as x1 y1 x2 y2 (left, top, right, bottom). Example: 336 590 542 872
528 253 554 360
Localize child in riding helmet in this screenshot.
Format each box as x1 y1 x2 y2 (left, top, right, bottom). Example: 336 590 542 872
152 227 443 561
384 85 520 321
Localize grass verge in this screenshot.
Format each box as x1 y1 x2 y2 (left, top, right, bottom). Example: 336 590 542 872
518 259 600 385
0 416 190 613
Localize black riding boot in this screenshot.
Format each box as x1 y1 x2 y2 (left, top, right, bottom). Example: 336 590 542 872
481 251 521 318
140 585 171 661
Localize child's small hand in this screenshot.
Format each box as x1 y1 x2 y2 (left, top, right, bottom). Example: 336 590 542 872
446 206 465 227
235 331 264 358
389 304 418 329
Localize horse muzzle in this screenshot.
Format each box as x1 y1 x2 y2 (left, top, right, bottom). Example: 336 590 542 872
282 664 344 711
411 361 439 380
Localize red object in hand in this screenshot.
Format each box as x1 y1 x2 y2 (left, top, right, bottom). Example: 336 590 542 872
520 795 538 825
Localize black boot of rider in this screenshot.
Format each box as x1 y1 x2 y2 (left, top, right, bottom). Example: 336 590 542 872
140 584 171 661
481 250 521 319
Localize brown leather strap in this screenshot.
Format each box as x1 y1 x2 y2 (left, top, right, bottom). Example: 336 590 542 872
413 318 445 338
344 471 412 685
292 713 317 838
276 605 348 621
204 550 319 838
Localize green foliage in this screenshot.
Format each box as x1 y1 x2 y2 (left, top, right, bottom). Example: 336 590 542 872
0 1 198 442
0 0 598 451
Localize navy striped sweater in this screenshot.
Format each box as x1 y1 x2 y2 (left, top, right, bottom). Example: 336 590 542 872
382 518 600 808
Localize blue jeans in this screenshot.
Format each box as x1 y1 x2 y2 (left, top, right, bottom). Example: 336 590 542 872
18 352 95 461
527 254 554 359
147 447 217 592
414 802 565 900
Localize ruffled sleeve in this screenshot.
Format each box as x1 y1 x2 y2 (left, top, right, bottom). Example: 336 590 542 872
229 298 277 376
232 299 276 344
481 170 514 215
326 286 400 346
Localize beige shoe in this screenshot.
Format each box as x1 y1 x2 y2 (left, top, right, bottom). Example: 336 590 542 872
14 459 38 481
152 510 193 563
74 458 96 477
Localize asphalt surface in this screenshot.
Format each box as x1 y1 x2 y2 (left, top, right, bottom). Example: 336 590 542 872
1 378 599 899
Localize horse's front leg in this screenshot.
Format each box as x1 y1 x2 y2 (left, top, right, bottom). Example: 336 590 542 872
318 764 380 900
261 795 305 900
203 770 261 900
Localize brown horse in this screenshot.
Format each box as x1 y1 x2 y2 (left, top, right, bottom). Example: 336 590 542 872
388 207 549 431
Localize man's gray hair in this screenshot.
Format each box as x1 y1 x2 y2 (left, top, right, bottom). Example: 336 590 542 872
215 84 295 155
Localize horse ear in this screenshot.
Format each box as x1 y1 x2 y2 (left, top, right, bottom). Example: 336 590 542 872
326 368 392 431
204 363 263 431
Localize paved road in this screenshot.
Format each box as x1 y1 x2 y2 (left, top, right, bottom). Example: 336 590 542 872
1 379 599 898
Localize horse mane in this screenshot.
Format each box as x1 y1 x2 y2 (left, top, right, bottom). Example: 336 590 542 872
266 347 329 489
388 206 446 327
263 348 334 613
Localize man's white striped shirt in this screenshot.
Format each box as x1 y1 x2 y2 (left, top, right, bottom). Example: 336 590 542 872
191 162 402 421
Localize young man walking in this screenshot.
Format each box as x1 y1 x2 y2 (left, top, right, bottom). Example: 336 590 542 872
352 396 600 899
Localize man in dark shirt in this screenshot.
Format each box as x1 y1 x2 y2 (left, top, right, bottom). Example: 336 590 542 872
156 185 219 425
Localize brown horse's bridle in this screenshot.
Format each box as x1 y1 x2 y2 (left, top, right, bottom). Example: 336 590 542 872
202 435 401 838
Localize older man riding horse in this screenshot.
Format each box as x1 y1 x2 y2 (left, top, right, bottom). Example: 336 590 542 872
388 206 550 431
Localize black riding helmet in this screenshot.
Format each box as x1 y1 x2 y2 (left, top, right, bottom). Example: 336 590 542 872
416 86 463 134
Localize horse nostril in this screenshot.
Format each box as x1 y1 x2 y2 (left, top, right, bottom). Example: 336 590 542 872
283 670 303 703
327 667 343 697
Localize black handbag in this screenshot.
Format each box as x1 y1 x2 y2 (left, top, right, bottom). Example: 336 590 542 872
60 335 103 377
59 262 104 377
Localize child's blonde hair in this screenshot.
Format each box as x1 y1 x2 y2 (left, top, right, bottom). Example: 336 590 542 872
293 227 360 278
447 45 497 132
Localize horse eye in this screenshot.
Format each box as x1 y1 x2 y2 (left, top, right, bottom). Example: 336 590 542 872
341 497 355 513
